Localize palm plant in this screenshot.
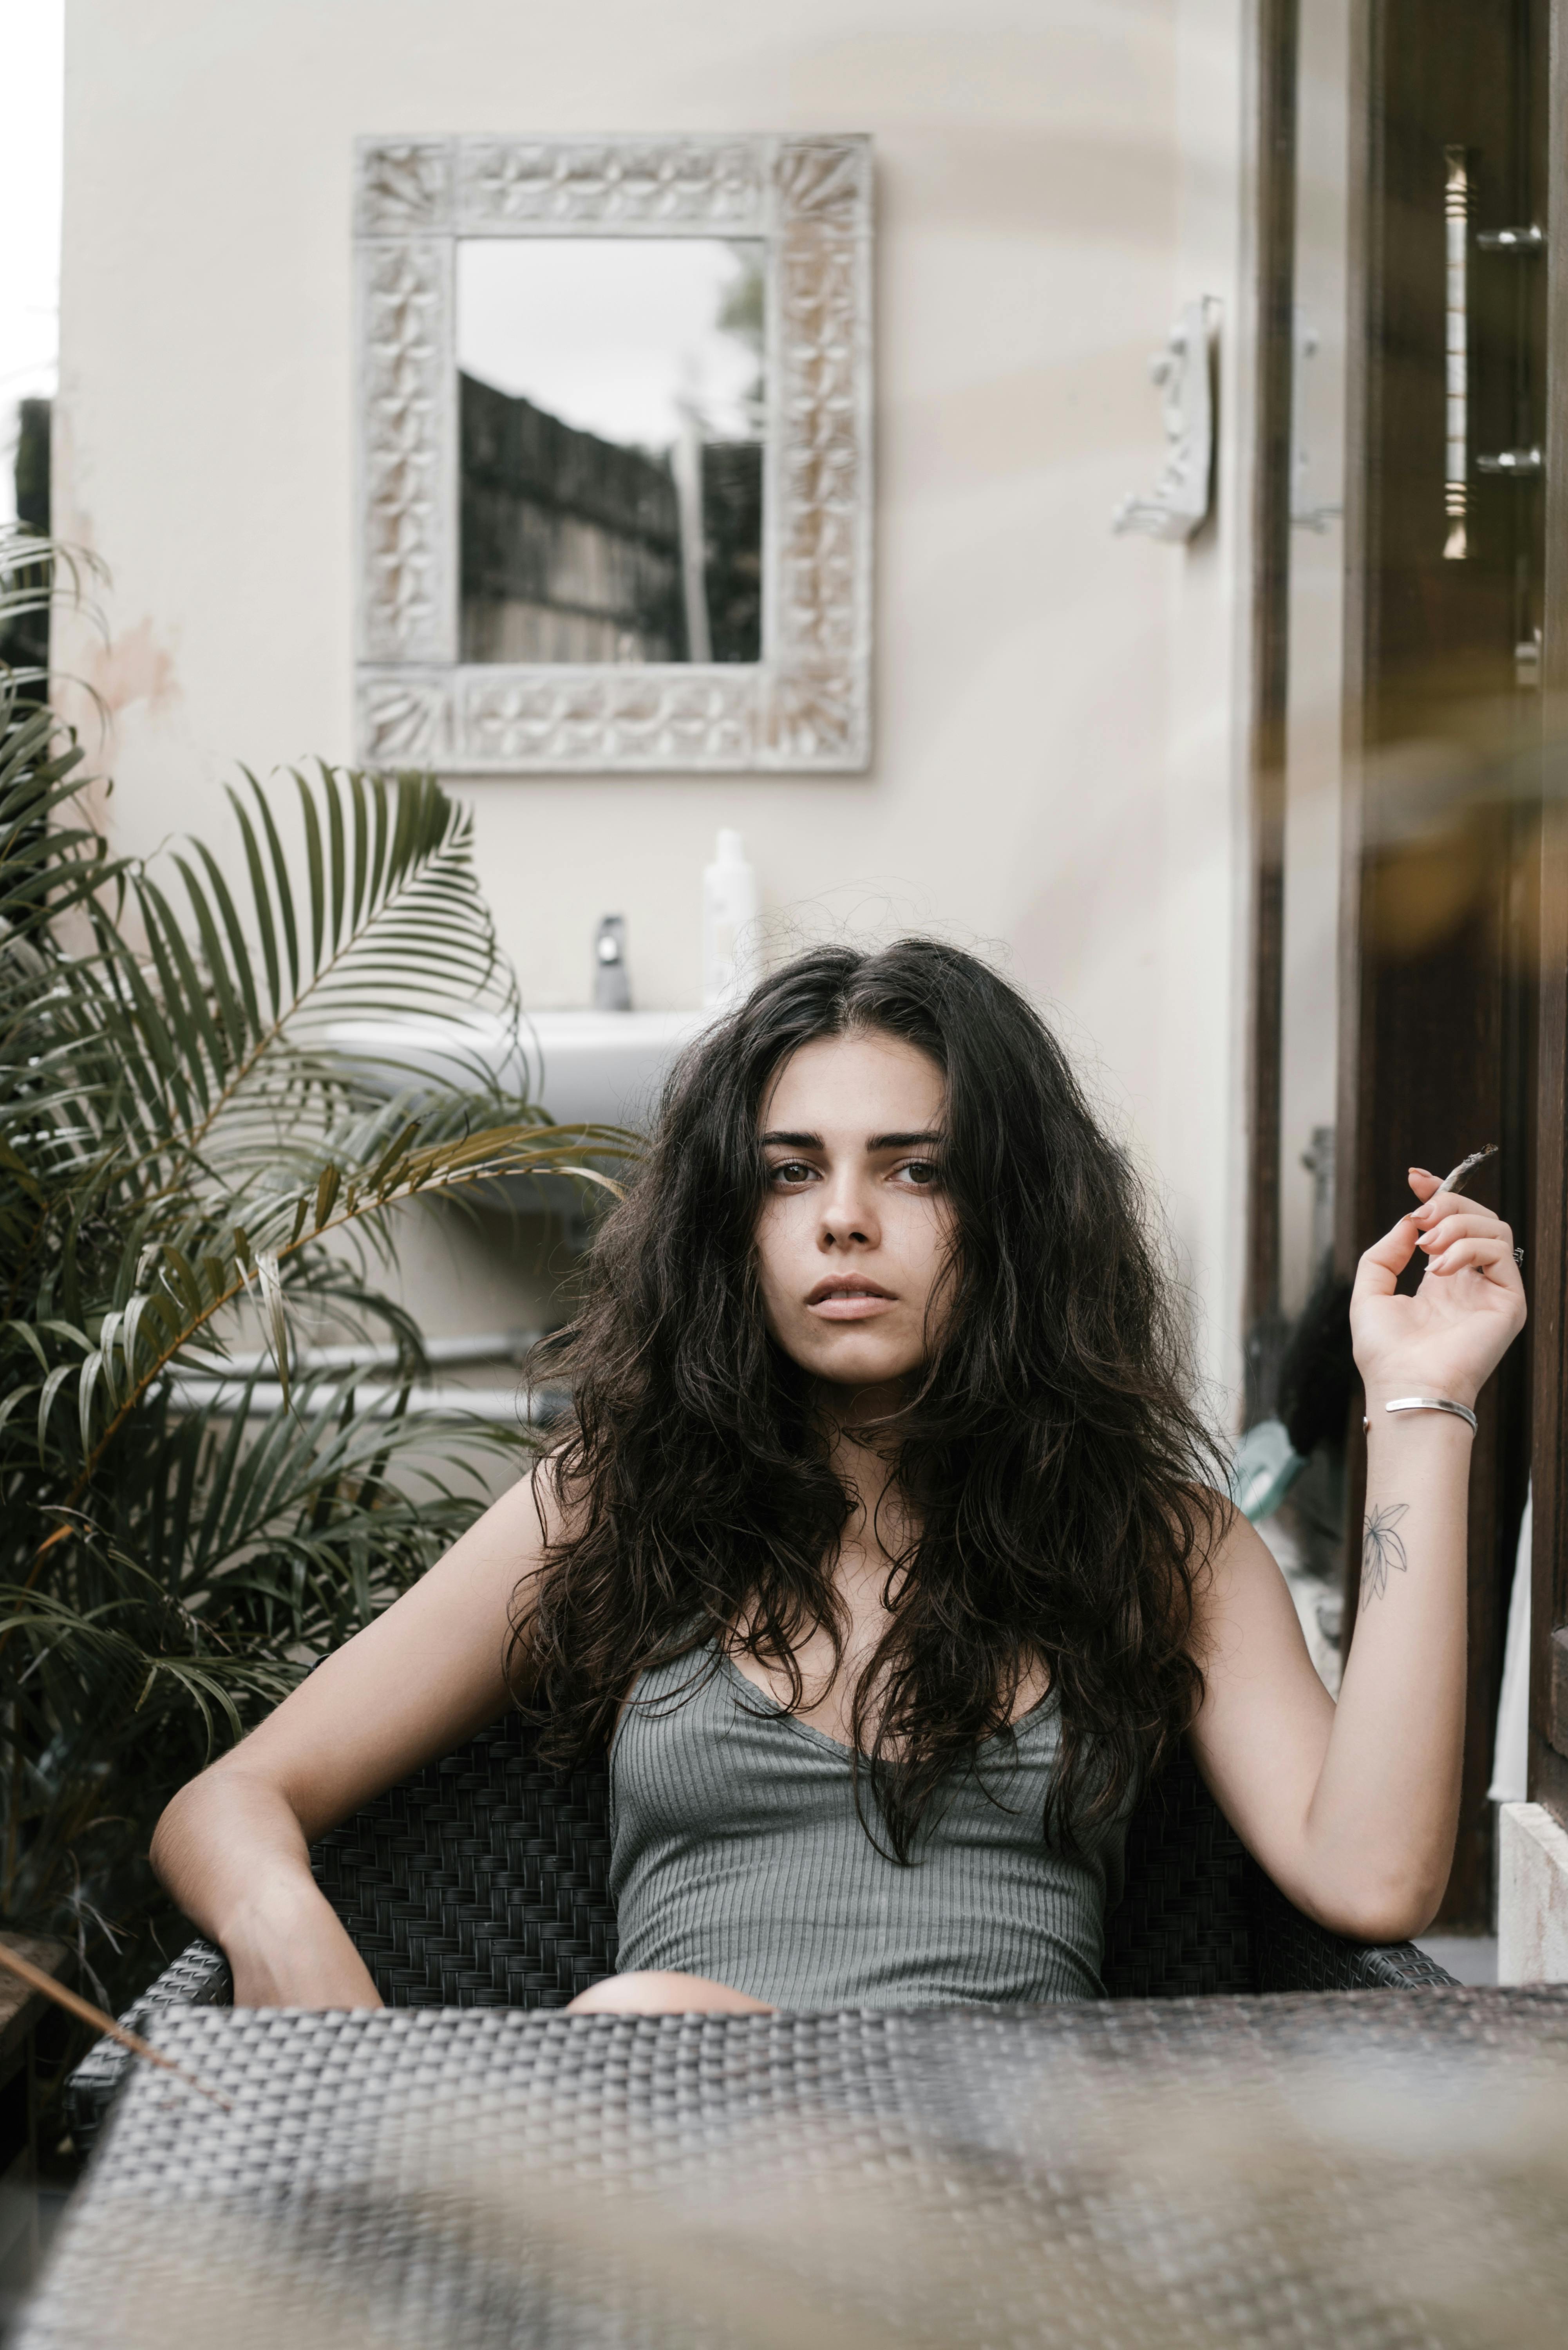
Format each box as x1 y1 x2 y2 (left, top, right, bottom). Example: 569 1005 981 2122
0 525 615 1999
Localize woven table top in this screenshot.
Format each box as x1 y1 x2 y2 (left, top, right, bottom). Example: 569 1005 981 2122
21 1987 1568 2350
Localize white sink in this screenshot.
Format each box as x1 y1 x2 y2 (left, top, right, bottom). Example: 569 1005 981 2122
326 1009 710 1133
525 1009 709 1130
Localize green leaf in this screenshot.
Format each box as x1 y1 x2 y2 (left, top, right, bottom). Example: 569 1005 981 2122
295 767 326 979
0 615 599 1986
36 1320 94 1355
321 760 346 956
77 1350 106 1456
226 784 281 1020
253 1248 290 1406
247 770 300 1001
36 1359 78 1462
173 853 247 1067
0 1385 38 1439
94 1309 124 1406
7 1324 51 1374
188 840 263 1043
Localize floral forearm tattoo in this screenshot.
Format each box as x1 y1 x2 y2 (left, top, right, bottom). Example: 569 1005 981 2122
1360 1502 1410 1604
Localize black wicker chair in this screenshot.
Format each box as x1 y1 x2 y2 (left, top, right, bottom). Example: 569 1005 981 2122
66 1714 1454 2151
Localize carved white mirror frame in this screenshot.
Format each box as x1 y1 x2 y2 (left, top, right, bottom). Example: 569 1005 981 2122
354 134 873 775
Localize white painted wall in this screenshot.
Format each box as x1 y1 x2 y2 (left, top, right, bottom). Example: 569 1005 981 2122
0 1 63 523
55 0 1255 1401
1498 1802 1568 1983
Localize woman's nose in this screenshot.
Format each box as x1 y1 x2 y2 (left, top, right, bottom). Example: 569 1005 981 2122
819 1174 878 1249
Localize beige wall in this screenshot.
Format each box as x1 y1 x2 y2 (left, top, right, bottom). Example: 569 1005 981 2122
56 0 1257 1403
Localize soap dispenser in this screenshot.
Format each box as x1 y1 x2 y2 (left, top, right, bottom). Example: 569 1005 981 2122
702 831 759 1011
593 915 631 1011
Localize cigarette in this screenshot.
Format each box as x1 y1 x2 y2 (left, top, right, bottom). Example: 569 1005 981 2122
1436 1145 1497 1198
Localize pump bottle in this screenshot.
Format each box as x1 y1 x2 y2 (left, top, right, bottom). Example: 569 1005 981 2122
702 831 760 1012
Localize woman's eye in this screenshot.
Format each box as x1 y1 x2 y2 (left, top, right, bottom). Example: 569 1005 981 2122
898 1160 941 1188
767 1159 816 1186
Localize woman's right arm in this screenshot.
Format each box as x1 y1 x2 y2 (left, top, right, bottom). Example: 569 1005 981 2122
150 1466 555 2007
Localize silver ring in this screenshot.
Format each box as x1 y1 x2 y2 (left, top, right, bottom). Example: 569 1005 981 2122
1515 1247 1525 1266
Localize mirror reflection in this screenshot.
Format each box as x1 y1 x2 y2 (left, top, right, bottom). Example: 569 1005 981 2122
456 238 765 666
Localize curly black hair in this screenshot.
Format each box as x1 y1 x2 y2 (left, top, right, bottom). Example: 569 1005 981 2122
512 939 1223 1858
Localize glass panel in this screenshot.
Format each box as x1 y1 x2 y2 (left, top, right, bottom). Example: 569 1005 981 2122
455 238 765 665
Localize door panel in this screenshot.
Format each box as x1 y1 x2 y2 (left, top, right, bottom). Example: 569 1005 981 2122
1338 0 1545 1928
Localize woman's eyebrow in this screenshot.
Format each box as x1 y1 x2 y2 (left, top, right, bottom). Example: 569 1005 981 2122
759 1128 945 1150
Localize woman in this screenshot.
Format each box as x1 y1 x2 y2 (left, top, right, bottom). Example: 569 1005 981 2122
153 942 1525 2012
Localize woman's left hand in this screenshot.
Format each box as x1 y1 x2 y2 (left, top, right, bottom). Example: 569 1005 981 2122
1349 1168 1526 1410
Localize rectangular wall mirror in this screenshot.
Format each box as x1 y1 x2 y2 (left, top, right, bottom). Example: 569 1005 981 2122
457 237 764 668
354 135 872 774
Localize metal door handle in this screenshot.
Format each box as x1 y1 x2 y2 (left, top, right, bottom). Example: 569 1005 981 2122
1444 148 1469 560
1473 221 1544 482
1476 225 1543 252
1445 151 1546 555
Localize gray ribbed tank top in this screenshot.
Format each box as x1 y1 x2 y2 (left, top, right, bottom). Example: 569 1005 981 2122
608 1648 1127 2008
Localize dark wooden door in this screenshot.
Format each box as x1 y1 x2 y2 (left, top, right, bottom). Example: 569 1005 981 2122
1340 0 1547 1928
1528 1 1568 1827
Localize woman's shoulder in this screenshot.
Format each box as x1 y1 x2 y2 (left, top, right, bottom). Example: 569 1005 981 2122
1177 1479 1325 1672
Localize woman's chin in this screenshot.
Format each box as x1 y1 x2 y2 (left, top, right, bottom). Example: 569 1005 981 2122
802 1340 921 1397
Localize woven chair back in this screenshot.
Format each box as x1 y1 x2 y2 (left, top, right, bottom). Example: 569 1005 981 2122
311 1714 1259 2006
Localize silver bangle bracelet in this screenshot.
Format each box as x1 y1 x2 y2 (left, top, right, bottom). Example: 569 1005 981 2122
1360 1396 1479 1435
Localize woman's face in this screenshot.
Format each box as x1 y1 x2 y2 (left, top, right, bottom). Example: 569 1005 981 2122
754 1028 954 1406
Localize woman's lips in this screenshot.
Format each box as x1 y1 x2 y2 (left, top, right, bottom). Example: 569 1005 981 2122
806 1285 897 1321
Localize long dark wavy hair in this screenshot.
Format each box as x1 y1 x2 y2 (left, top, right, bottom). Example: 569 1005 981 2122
512 940 1223 1858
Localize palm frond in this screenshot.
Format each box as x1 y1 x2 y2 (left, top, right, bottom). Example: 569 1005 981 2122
0 528 628 1999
